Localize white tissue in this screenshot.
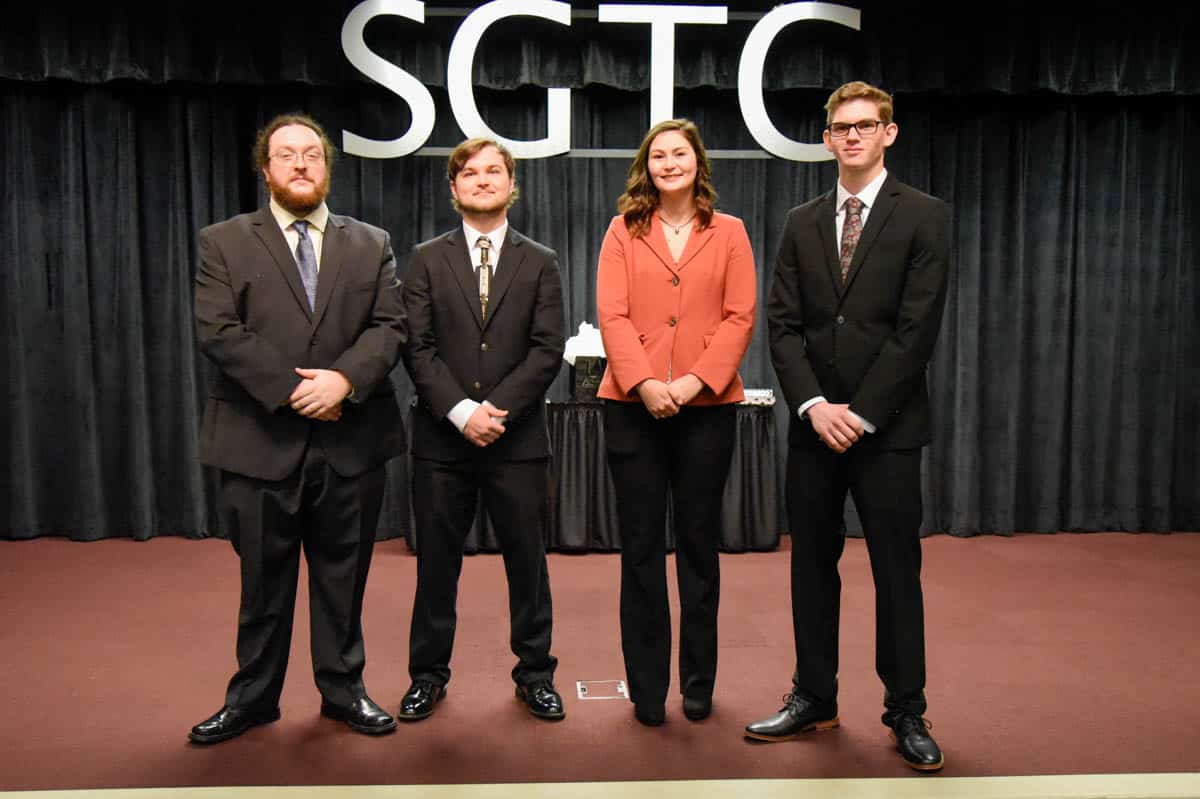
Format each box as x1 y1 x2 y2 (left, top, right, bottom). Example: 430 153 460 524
563 322 606 366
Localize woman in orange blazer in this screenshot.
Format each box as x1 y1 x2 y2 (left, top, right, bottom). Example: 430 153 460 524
596 119 756 726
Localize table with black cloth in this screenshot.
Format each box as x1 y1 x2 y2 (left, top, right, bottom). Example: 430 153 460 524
394 401 778 554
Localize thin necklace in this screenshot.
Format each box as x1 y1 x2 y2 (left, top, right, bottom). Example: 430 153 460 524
659 211 696 236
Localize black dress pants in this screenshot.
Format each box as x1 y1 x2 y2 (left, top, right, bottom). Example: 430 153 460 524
408 456 557 687
785 439 928 716
219 449 385 710
604 401 736 708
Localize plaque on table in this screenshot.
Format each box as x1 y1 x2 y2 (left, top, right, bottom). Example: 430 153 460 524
571 356 606 400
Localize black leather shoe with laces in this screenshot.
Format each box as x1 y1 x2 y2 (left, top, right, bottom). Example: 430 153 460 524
398 680 445 721
515 679 566 720
744 692 838 741
320 695 397 735
188 704 281 744
889 713 944 772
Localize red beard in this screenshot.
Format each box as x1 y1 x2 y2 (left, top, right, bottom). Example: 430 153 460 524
269 174 329 216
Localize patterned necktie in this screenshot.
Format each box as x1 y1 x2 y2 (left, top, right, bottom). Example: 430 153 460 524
839 196 864 283
477 236 492 319
292 220 318 309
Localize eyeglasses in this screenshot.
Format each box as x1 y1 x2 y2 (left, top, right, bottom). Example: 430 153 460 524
827 120 884 138
270 149 325 166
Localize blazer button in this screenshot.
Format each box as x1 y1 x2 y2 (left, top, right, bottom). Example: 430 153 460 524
672 276 680 286
472 381 481 390
668 316 677 326
836 315 845 325
480 342 489 351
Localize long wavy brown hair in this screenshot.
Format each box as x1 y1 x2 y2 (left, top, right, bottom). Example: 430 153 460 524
617 119 717 239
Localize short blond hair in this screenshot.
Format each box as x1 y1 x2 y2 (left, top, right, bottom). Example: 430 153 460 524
824 81 894 125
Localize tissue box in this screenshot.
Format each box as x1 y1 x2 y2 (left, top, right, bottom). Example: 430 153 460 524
571 356 606 400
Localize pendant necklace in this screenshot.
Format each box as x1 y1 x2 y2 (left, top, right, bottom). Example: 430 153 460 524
660 212 696 236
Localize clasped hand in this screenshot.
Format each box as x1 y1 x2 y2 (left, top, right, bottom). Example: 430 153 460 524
463 400 508 447
289 367 350 422
808 401 863 453
637 374 704 419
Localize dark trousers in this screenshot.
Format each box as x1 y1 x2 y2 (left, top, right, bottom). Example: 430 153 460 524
604 401 737 708
219 450 385 710
408 456 557 687
786 440 927 717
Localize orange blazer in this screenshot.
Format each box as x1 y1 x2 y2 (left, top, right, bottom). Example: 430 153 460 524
596 211 757 405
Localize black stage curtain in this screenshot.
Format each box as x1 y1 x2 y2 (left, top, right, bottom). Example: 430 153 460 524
4 2 1196 95
2 3 1198 540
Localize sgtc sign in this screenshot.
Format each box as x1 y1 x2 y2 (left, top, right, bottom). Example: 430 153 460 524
342 1 861 161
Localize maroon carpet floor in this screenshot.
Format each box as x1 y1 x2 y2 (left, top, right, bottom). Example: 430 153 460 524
1 532 1198 790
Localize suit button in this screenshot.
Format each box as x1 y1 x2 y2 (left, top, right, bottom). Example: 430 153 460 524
836 315 845 325
672 276 680 286
826 360 835 368
472 381 481 390
480 342 488 351
668 316 677 326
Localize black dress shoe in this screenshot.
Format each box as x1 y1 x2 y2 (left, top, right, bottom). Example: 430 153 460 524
398 680 445 721
889 713 944 772
634 702 665 726
682 693 712 721
744 693 838 741
320 695 397 735
189 704 281 744
515 680 565 720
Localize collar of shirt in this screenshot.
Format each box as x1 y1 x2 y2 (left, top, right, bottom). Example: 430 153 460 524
836 168 888 219
270 198 330 266
270 197 329 236
835 168 887 242
462 220 507 270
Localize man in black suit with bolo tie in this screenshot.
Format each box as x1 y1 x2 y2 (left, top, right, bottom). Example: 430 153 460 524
399 137 567 722
747 82 951 771
190 114 405 743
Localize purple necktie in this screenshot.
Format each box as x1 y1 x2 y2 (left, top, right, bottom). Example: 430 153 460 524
839 197 864 283
292 220 318 309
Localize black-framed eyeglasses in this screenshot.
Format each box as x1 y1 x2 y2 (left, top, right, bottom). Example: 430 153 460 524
827 120 883 138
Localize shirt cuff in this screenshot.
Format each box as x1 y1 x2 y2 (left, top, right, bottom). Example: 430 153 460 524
847 409 876 434
446 399 480 433
797 396 826 419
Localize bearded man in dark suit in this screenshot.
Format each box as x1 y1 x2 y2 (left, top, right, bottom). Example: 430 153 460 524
747 82 951 772
399 137 566 723
190 113 405 743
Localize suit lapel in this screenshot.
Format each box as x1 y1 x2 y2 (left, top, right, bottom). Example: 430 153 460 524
843 177 901 294
814 191 843 297
482 228 527 332
250 206 312 320
445 228 484 329
675 219 716 272
310 214 345 329
639 220 681 276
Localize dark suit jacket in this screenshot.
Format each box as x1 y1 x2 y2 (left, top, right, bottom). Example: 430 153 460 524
402 226 566 463
768 174 951 451
194 206 407 481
